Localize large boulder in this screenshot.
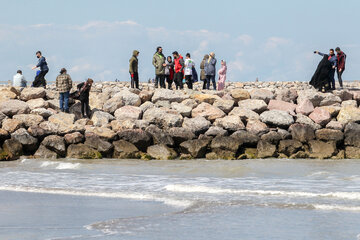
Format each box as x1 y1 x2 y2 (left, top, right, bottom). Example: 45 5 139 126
256 140 276 158
315 129 344 144
30 108 54 118
250 89 274 103
296 99 314 116
27 98 49 110
152 89 189 103
326 120 344 131
278 140 303 157
297 90 324 107
91 111 115 127
230 89 250 102
275 89 298 103
34 145 58 159
102 96 124 114
146 125 174 146
20 88 46 101
112 140 140 159
13 114 44 128
260 110 294 128
210 136 243 159
67 143 102 159
2 139 23 160
337 106 360 124
308 107 331 126
48 112 75 126
64 132 84 145
114 106 142 121
231 130 259 146
214 115 245 132
2 119 23 133
0 100 30 117
237 99 267 113
268 100 296 115
308 140 336 159
213 99 235 114
246 119 269 136
139 90 154 103
143 107 183 128
345 146 360 159
289 123 315 143
182 116 211 135
11 128 38 152
295 114 321 130
170 102 192 117
85 126 117 141
191 102 225 121
117 129 152 152
84 133 113 156
205 126 228 137
147 144 178 160
260 131 282 145
168 127 196 145
229 107 260 121
41 135 66 157
192 93 221 104
180 139 210 158
319 93 342 106
344 122 360 147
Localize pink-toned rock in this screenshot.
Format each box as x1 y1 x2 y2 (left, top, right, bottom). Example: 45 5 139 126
326 120 344 131
64 132 84 145
246 119 269 136
309 107 331 126
268 100 296 115
191 102 225 121
296 99 314 116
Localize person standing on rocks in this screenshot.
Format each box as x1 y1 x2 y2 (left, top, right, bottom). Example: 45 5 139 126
12 70 27 88
200 54 209 89
315 49 337 90
335 47 346 89
31 51 49 88
56 68 72 113
129 50 139 89
77 78 93 118
205 52 217 90
217 60 227 91
165 56 174 89
184 53 195 90
152 46 166 88
172 51 185 90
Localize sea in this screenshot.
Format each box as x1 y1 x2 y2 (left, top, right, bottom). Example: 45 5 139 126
0 158 359 240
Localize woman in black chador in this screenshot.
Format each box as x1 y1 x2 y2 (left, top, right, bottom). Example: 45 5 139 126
310 52 332 92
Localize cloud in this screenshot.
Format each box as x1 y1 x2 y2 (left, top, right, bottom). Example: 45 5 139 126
30 23 53 28
72 20 139 31
264 37 290 51
236 34 253 45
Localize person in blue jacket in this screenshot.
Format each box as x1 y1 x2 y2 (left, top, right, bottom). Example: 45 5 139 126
32 51 49 88
314 49 337 90
205 52 217 90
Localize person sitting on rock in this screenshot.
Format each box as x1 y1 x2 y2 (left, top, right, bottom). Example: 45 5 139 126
56 68 72 113
77 78 93 118
13 70 27 88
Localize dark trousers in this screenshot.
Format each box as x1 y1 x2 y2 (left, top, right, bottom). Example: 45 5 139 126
155 74 166 88
174 72 184 90
185 75 193 89
329 69 336 90
59 91 69 111
165 75 173 89
201 79 207 89
337 69 344 87
206 75 216 90
33 70 48 88
130 72 139 89
81 98 91 118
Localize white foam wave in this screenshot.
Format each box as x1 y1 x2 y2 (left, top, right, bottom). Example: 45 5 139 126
314 204 360 212
40 161 81 170
165 184 360 200
0 186 192 208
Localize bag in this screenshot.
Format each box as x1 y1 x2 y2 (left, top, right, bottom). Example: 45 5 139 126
70 91 80 100
192 67 198 82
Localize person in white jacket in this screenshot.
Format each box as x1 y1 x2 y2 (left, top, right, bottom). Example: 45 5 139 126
184 53 195 89
13 70 27 88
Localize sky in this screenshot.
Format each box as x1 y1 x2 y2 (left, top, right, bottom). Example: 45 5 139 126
0 0 359 84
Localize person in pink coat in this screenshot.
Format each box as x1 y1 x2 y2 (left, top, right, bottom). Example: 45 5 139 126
217 60 227 91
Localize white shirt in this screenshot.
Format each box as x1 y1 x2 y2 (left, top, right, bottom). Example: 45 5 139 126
13 73 27 87
184 58 195 76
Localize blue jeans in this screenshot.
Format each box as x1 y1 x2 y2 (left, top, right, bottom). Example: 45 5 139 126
59 91 69 111
206 75 216 90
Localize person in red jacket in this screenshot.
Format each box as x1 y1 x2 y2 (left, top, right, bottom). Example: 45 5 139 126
335 47 346 88
172 51 184 90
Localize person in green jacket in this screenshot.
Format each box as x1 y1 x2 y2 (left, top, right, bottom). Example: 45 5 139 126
152 46 166 88
129 50 139 89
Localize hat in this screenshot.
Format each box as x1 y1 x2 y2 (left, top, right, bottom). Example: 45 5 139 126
60 68 67 74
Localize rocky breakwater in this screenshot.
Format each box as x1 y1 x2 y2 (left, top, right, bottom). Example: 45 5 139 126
1 80 360 160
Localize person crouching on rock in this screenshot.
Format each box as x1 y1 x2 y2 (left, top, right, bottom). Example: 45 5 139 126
129 50 139 89
77 78 93 118
56 68 72 113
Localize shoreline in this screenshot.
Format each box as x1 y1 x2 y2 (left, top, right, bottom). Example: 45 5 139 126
1 80 360 161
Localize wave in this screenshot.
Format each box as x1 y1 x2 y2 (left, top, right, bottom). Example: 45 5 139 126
313 204 360 212
40 161 81 170
0 185 193 208
165 184 360 201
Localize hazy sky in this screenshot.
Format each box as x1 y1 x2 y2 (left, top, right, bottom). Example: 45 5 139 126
0 0 358 83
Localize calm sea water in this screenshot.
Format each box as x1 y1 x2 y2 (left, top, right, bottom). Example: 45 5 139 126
0 158 360 240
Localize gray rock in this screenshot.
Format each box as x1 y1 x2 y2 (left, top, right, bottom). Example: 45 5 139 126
214 115 245 132
143 107 183 128
113 140 140 159
260 110 294 128
20 88 46 101
34 145 58 159
0 100 30 117
182 116 211 135
152 89 189 103
117 129 152 152
11 128 38 152
167 127 196 145
41 135 66 157
205 126 228 137
67 143 102 159
256 140 276 158
147 144 178 160
180 139 210 158
91 111 115 127
146 125 174 146
237 99 268 113
289 123 315 143
344 122 360 147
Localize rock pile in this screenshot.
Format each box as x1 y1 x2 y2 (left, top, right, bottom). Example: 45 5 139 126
1 80 360 160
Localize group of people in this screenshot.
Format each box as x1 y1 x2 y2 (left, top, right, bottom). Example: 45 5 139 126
129 47 228 91
310 47 346 92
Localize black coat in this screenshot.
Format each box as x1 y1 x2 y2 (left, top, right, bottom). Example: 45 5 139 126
310 55 332 90
77 82 91 101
